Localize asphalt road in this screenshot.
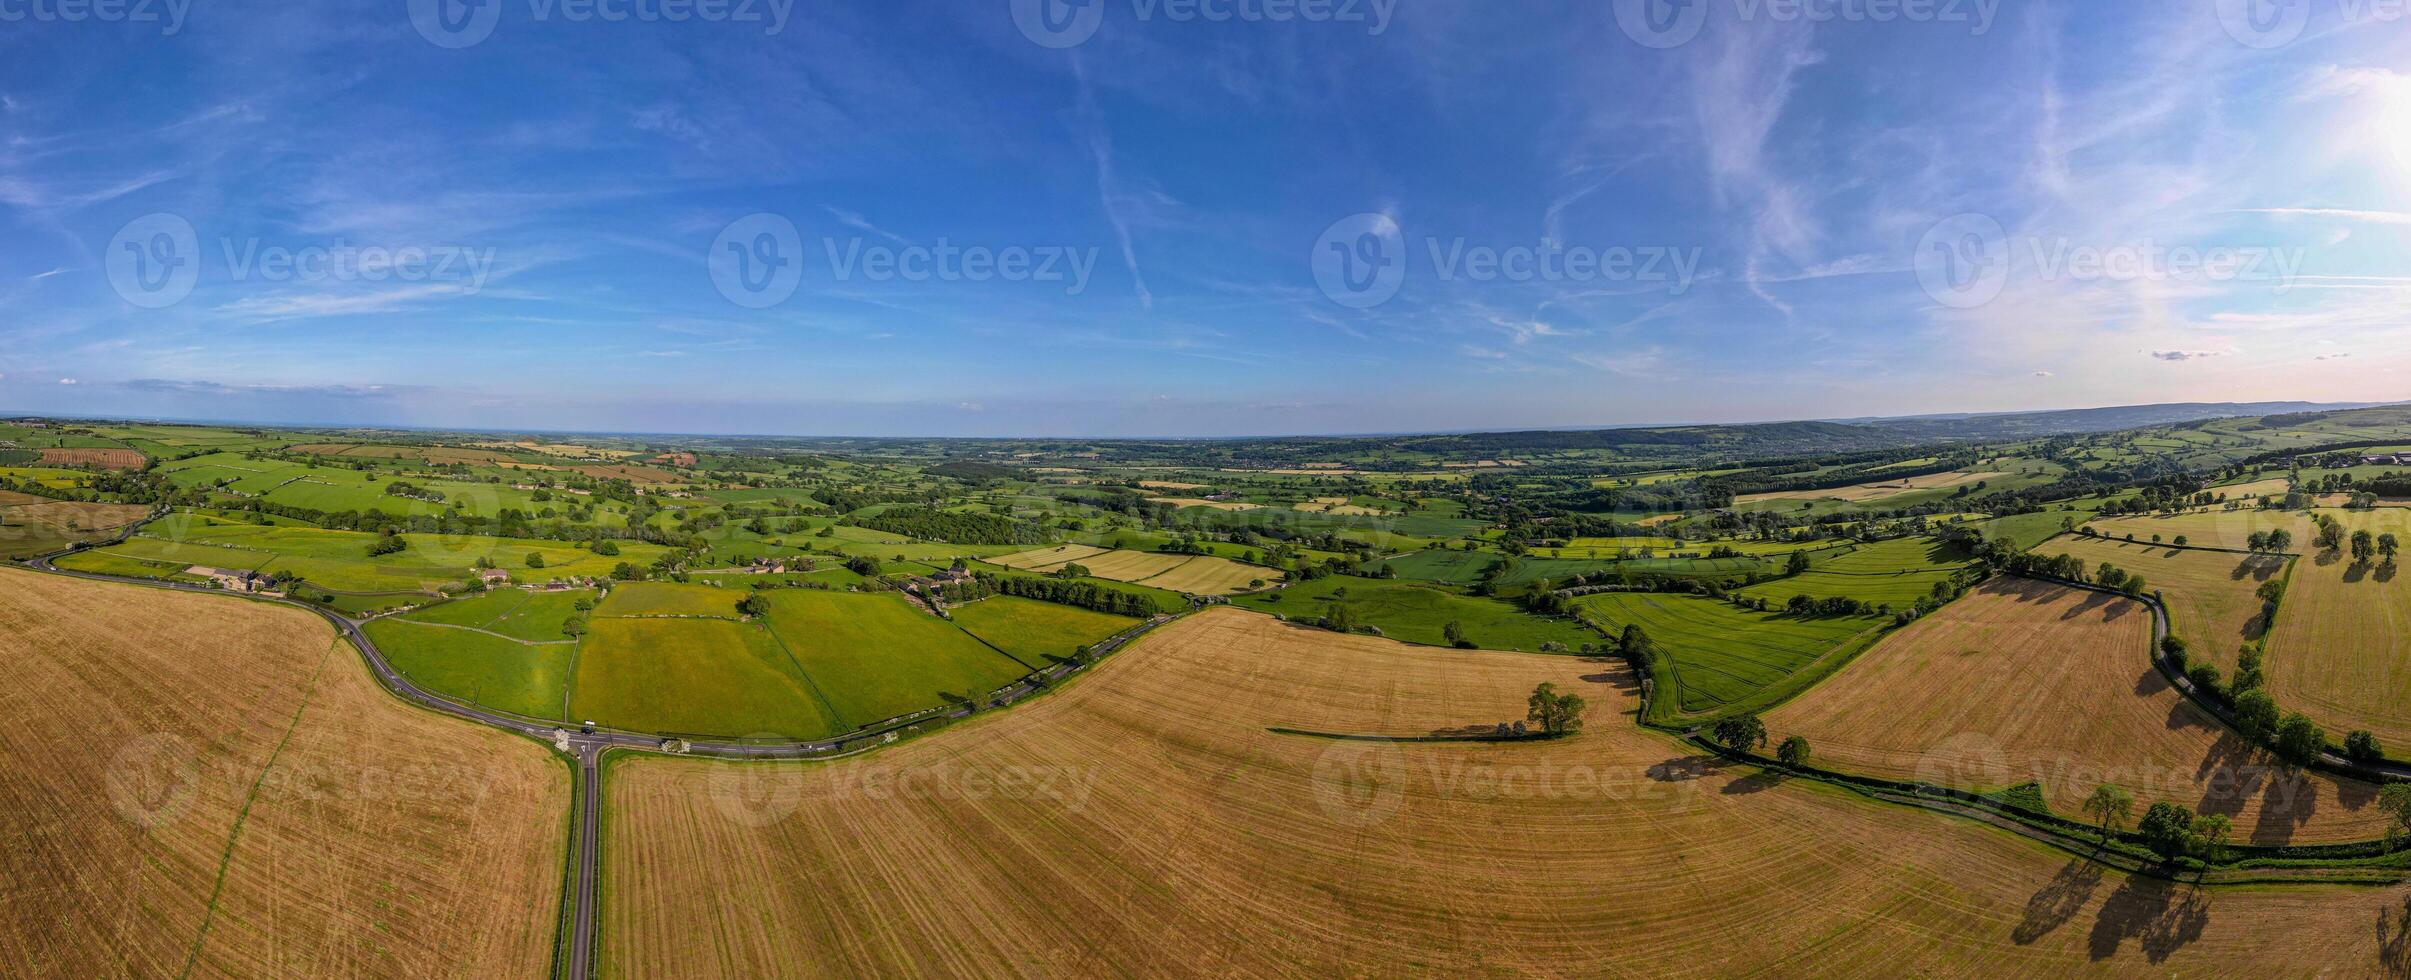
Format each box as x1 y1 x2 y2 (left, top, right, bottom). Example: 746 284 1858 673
20 540 1170 980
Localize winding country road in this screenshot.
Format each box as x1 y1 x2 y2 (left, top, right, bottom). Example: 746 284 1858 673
20 535 1170 980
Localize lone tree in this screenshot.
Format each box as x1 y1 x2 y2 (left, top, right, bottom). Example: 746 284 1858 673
1526 682 1585 737
2189 812 2233 862
2083 783 2135 838
1712 714 1768 753
1443 620 1472 649
1776 735 1810 767
2385 532 2403 565
2379 784 2411 843
2353 529 2377 565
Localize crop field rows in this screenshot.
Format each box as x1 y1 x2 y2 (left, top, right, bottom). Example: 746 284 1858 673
2264 509 2411 749
2037 536 2284 675
601 607 2411 977
0 569 564 977
1767 578 2386 843
990 546 1276 594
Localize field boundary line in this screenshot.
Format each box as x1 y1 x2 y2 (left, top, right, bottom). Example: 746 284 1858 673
752 617 850 732
176 638 339 980
385 618 578 645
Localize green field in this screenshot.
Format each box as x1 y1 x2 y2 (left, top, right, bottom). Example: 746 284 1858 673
1237 575 1599 651
1737 537 1974 608
1365 550 1626 588
409 587 595 641
51 549 206 583
755 590 1036 726
103 517 667 593
365 617 576 720
949 596 1139 665
1572 592 1888 720
596 581 745 619
569 617 840 739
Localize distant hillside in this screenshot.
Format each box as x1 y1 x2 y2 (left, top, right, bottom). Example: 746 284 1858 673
1385 402 2382 458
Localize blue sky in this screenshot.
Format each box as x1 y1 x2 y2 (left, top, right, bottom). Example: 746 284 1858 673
1 0 2407 437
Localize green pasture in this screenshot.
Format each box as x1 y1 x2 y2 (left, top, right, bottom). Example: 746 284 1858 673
1238 575 1599 652
1571 592 1887 720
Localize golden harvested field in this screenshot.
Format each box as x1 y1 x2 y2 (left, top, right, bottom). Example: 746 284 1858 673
1157 497 1262 511
1737 470 2004 505
1137 554 1282 594
0 569 567 976
2037 537 2286 675
1294 496 1384 516
988 546 1273 593
2210 477 2292 502
604 607 2410 977
1075 549 1194 581
2085 510 2314 552
36 447 147 470
1138 480 1207 491
2265 509 2411 750
1 498 150 530
989 543 1111 571
1767 578 2385 844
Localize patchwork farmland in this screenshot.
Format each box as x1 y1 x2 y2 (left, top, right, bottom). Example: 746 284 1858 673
2037 535 2286 674
601 607 2410 977
1767 578 2387 844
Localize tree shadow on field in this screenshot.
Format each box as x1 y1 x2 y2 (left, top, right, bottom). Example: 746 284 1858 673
1579 658 1638 694
1719 769 1787 795
2317 548 2346 569
2382 562 2401 585
1646 755 1719 783
2064 589 2123 623
2087 877 2210 963
2231 555 2285 583
2015 859 2104 945
2244 768 2328 846
2375 893 2411 977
